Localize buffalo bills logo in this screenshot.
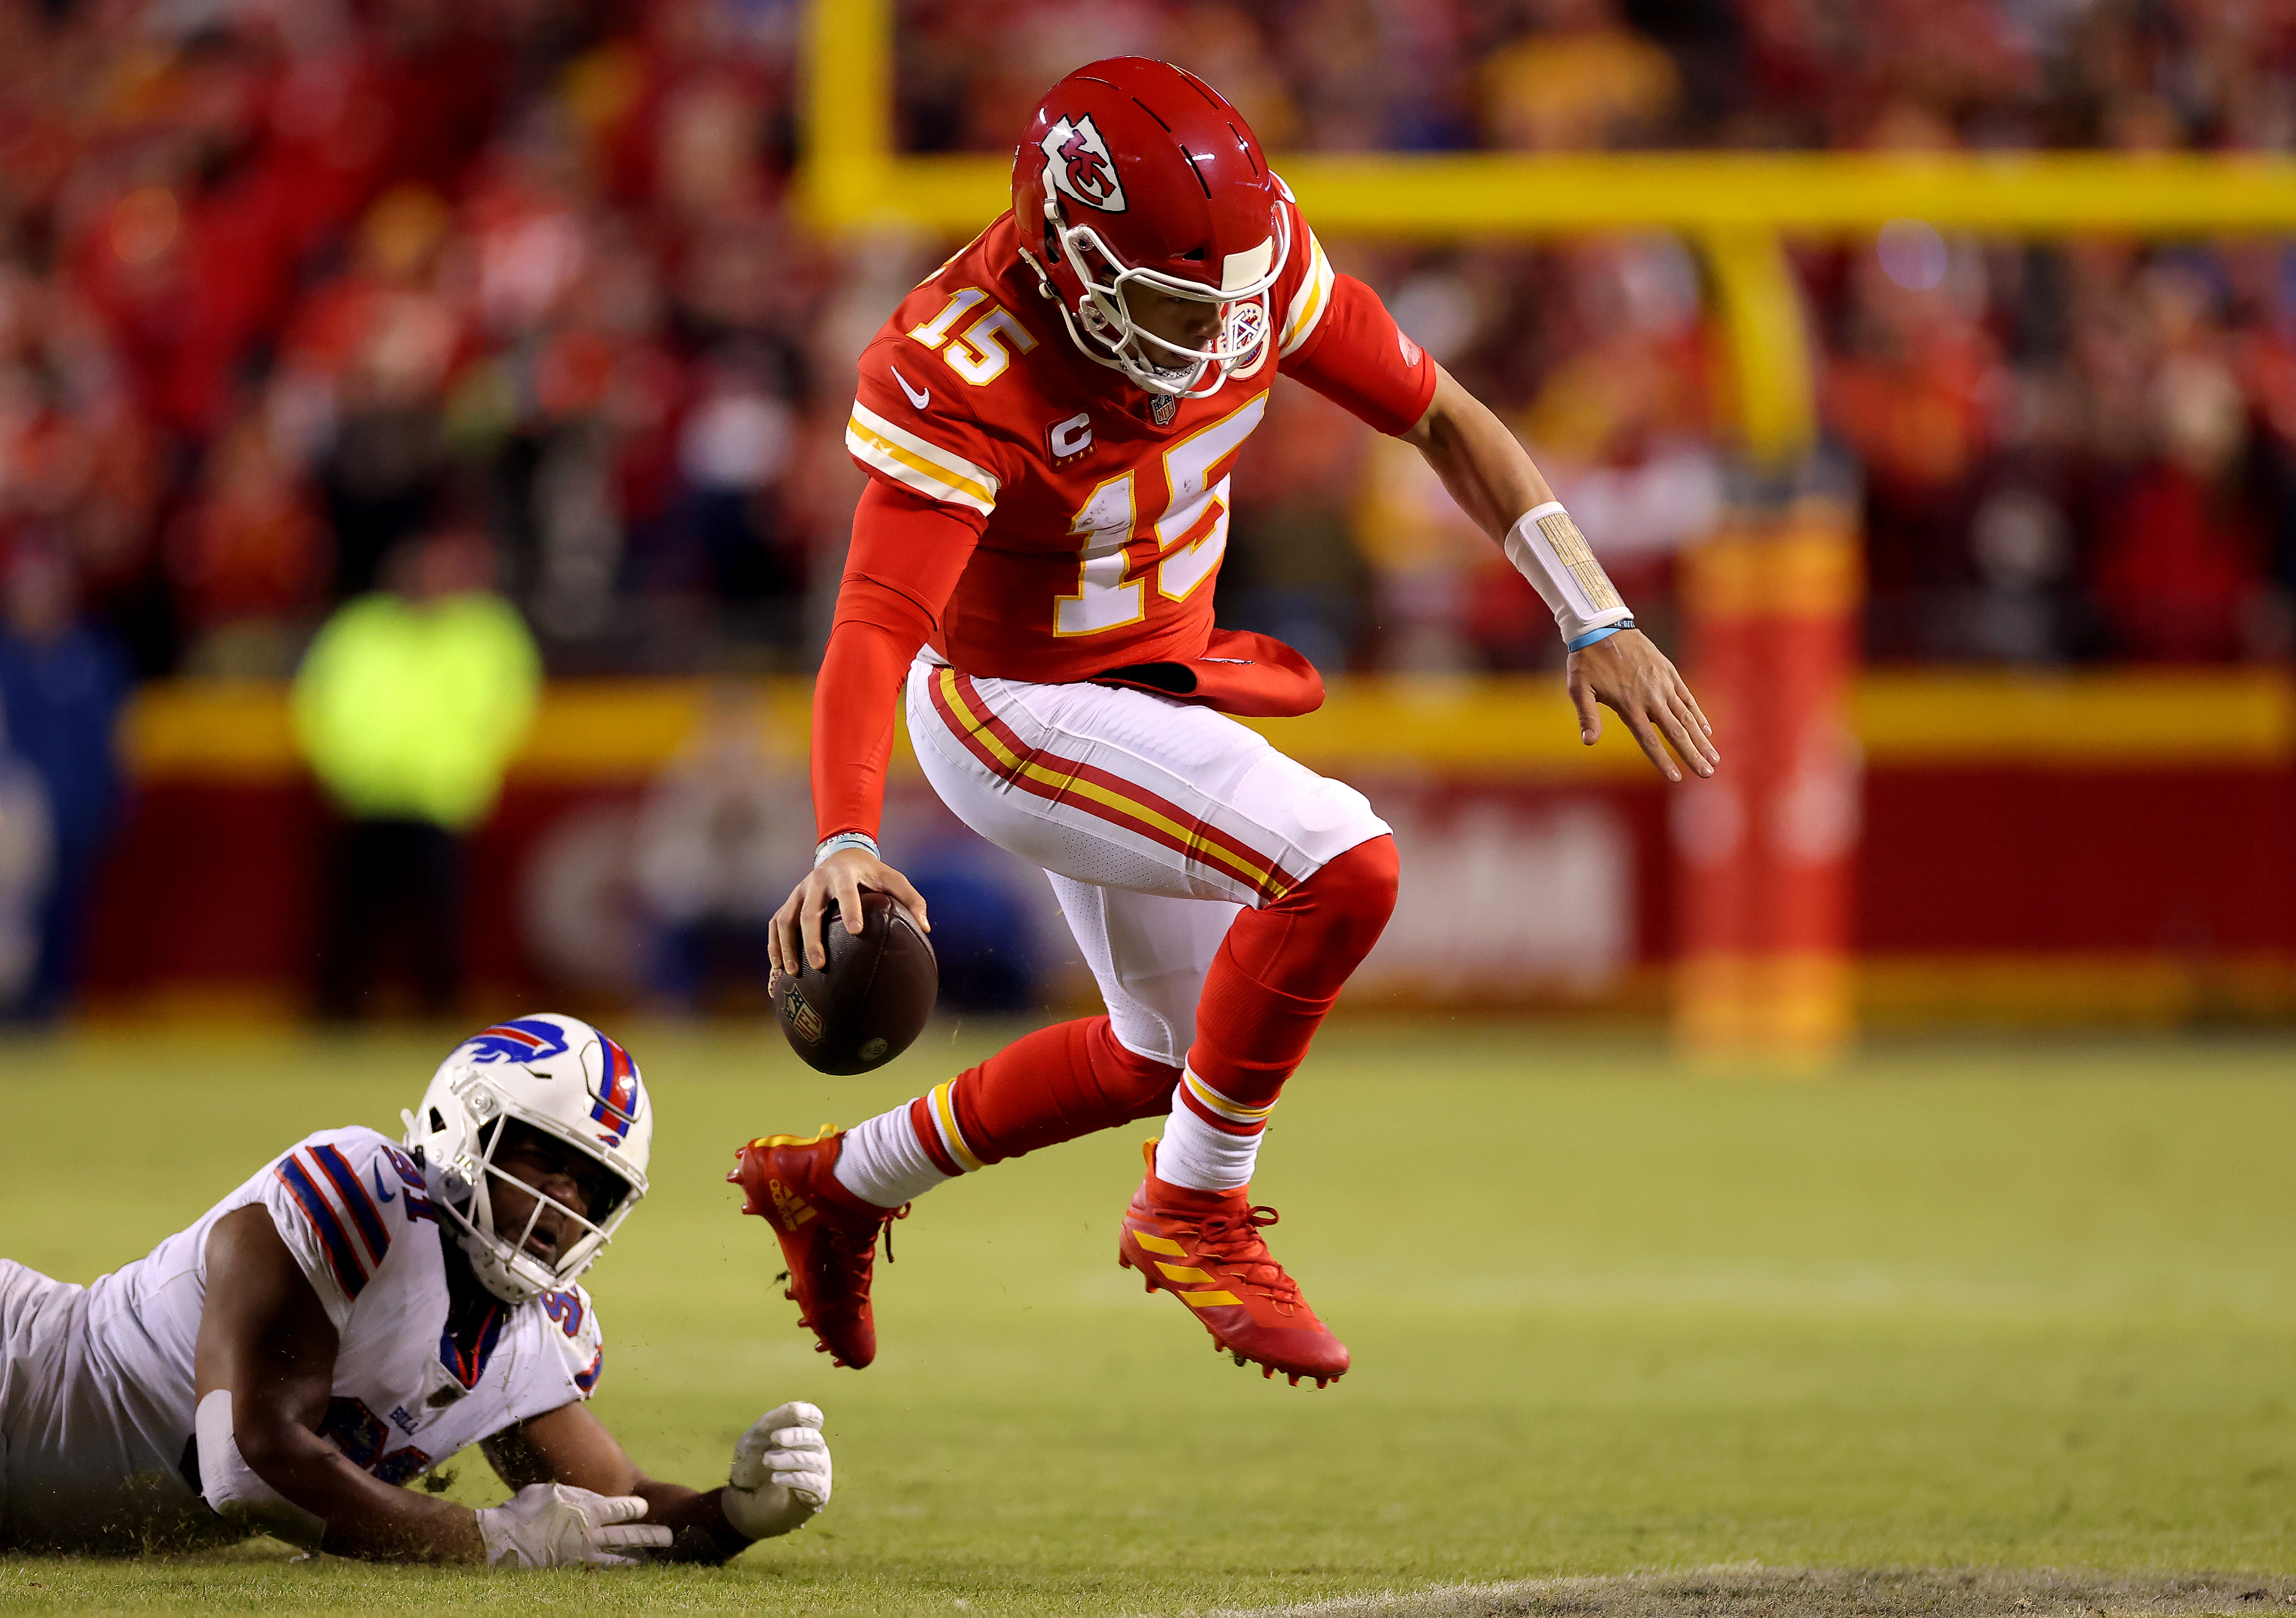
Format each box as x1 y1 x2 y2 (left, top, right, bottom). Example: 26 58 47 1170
1040 114 1125 213
589 1032 642 1148
459 1019 571 1066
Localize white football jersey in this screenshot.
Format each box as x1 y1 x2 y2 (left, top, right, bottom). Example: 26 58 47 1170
0 1126 605 1550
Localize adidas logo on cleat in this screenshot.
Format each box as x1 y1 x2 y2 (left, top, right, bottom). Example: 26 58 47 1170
769 1179 816 1229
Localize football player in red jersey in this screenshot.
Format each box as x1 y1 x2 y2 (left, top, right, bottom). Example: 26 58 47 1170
730 59 1716 1387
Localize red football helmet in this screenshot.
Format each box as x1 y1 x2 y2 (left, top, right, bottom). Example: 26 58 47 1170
1011 58 1289 400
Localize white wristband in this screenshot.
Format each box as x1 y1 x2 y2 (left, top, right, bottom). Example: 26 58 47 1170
1503 502 1633 646
814 833 879 868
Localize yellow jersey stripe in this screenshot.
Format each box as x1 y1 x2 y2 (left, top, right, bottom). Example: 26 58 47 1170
845 401 999 513
937 671 1289 898
845 421 996 515
1278 231 1333 357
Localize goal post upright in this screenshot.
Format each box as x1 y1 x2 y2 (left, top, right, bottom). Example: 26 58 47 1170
798 0 2296 1068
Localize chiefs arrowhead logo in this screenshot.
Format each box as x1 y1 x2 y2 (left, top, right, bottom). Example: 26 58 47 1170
1041 115 1125 213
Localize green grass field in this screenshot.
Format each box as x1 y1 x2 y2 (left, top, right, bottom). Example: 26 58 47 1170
2 1021 2293 1615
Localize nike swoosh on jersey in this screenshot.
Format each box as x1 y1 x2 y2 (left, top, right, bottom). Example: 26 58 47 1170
372 1163 397 1204
891 363 930 410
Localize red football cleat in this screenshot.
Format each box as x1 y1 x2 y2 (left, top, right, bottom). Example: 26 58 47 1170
727 1127 906 1369
1116 1141 1349 1387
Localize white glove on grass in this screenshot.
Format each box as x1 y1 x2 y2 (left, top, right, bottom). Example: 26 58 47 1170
475 1482 673 1568
721 1401 831 1539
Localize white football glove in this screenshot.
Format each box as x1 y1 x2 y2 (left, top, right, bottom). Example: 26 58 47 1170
474 1482 673 1569
721 1401 831 1540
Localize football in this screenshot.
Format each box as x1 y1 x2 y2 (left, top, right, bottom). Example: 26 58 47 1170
770 891 938 1075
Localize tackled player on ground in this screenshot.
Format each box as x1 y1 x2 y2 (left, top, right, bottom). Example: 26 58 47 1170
0 1014 831 1565
733 58 1717 1388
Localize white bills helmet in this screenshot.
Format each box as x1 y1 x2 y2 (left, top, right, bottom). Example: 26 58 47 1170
402 1014 652 1304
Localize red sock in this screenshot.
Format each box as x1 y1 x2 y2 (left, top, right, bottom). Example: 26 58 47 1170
1187 834 1399 1109
912 1015 1180 1171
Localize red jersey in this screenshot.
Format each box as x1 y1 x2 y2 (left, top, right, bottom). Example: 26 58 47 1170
841 200 1437 684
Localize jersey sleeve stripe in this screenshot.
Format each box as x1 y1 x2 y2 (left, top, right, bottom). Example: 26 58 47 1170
846 402 999 515
276 1156 368 1299
309 1144 392 1267
1277 228 1335 358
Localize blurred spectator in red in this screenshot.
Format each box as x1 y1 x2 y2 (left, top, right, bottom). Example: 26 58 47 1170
277 181 466 599
164 414 329 674
1826 222 2006 659
0 534 131 1021
2090 320 2270 662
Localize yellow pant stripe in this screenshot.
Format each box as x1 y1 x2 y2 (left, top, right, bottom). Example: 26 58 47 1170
938 671 1290 900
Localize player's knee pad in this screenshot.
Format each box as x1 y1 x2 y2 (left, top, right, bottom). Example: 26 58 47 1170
1231 834 1398 985
1310 834 1399 928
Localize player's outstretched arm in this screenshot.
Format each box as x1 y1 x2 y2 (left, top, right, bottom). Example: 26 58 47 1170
1400 364 1719 784
195 1206 667 1566
483 1399 830 1563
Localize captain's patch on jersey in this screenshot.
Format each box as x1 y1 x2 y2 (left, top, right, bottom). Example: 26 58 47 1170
1041 115 1124 213
1048 411 1092 461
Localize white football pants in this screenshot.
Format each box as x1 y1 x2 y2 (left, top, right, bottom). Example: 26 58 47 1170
906 659 1389 1066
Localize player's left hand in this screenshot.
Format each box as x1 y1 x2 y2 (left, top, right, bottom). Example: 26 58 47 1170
721 1401 831 1540
1566 629 1718 784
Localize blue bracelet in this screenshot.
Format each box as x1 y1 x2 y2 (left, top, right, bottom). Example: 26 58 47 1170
814 832 880 868
1566 618 1634 653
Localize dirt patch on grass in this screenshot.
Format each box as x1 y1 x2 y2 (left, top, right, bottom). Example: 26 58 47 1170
1239 1569 2296 1618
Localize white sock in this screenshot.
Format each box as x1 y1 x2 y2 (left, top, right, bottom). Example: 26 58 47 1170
1152 1068 1274 1192
833 1101 954 1209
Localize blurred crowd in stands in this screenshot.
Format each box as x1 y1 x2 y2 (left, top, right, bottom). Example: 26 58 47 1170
4 0 2296 1012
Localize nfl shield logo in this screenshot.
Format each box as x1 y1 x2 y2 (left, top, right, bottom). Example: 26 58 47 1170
1149 394 1177 426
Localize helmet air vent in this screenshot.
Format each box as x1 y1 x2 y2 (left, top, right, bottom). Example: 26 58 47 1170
1228 123 1259 175
1177 146 1211 198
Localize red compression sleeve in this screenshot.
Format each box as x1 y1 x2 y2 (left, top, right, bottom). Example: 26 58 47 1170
811 481 984 841
1189 834 1401 1105
908 1015 1181 1172
1282 273 1440 437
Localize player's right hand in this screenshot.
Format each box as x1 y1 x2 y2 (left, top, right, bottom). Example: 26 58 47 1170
771 848 930 974
1566 628 1718 784
473 1482 673 1569
722 1400 832 1539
